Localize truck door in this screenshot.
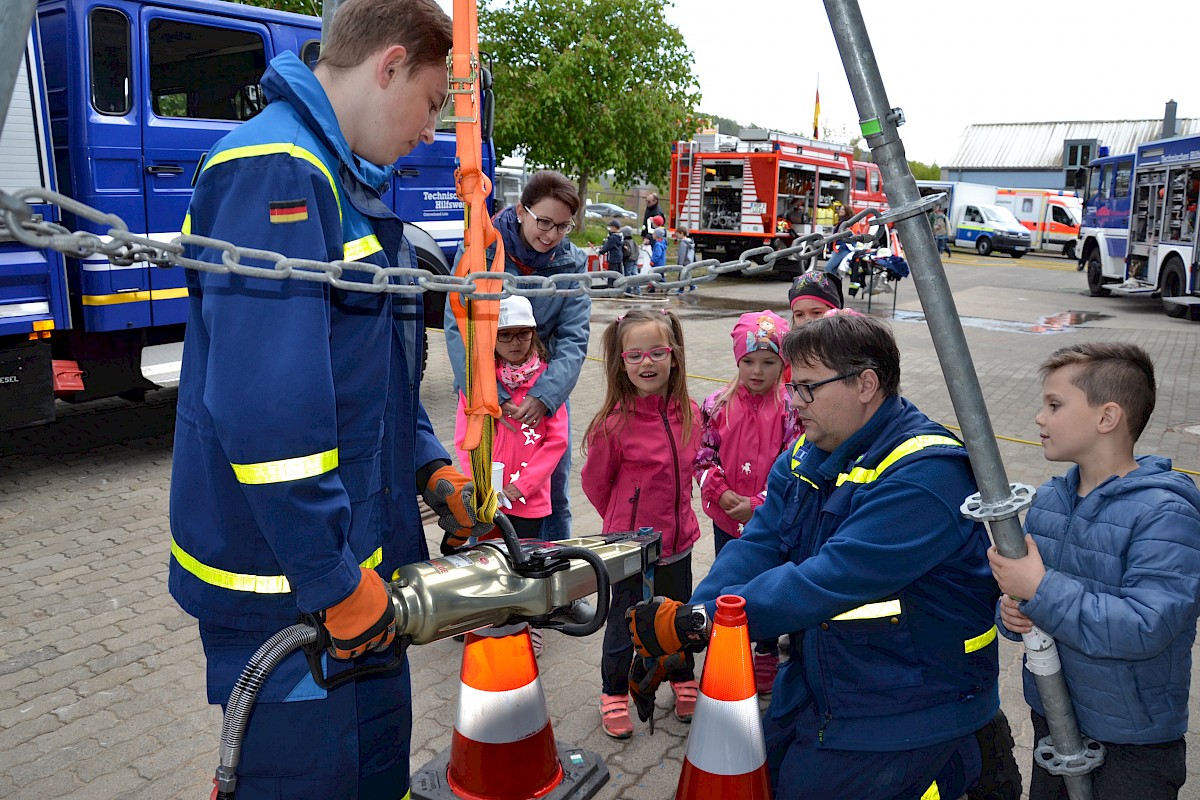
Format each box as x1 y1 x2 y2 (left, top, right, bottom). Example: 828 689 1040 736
140 8 272 326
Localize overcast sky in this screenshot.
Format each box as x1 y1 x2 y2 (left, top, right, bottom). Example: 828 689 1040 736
440 0 1199 166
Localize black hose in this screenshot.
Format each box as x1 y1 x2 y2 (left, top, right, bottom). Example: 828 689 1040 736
491 509 529 565
213 624 318 799
535 544 609 637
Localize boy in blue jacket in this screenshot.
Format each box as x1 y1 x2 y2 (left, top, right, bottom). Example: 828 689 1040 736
989 342 1200 800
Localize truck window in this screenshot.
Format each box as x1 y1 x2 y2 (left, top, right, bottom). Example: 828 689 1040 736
1021 198 1033 213
1052 205 1073 225
1114 161 1132 199
301 40 321 70
854 168 866 192
869 169 880 193
90 8 132 115
148 20 267 121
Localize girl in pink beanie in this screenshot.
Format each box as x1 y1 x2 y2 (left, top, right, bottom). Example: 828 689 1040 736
694 309 801 694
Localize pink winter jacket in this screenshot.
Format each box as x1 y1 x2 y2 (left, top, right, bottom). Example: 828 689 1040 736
581 394 702 559
694 384 801 536
453 361 568 519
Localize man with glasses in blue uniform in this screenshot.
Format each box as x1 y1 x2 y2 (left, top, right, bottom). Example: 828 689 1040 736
629 313 1017 800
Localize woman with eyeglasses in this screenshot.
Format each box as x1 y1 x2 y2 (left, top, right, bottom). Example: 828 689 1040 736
444 170 592 542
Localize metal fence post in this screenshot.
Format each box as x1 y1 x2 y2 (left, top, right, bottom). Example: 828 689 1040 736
822 2 1100 797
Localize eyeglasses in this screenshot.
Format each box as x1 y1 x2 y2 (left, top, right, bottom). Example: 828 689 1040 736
783 370 864 403
497 330 534 343
522 205 575 235
620 346 673 365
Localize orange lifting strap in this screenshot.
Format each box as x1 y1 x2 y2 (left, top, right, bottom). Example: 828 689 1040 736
449 0 503 524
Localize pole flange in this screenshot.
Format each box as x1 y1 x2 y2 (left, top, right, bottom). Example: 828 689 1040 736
1035 734 1105 777
960 483 1035 524
869 193 946 228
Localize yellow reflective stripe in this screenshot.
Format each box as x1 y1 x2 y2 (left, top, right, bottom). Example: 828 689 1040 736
182 213 191 235
965 624 998 654
790 434 808 472
921 780 941 800
343 234 383 262
836 435 963 486
831 599 902 621
199 143 342 223
171 538 383 594
151 288 188 300
231 447 338 485
799 475 819 491
81 291 151 306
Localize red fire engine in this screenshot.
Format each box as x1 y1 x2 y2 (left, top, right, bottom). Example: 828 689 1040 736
668 128 886 270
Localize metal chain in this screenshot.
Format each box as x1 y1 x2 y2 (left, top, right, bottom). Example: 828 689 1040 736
0 187 897 298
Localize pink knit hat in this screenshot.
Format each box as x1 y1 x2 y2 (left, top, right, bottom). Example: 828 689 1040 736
731 310 789 362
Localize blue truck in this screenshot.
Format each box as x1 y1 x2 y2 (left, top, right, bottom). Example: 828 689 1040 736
0 0 494 430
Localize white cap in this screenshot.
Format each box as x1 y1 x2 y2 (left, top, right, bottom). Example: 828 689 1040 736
498 295 537 330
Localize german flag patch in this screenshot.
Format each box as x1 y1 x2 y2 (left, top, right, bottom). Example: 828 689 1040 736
269 198 309 224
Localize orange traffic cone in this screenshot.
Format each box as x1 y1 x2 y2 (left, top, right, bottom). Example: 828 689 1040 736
675 595 772 800
411 623 610 800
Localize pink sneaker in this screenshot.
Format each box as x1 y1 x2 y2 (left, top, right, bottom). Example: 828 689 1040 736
753 652 778 695
600 693 633 739
671 680 699 723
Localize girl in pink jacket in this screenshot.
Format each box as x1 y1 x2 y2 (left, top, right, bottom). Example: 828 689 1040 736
581 308 701 739
454 296 568 540
694 309 800 694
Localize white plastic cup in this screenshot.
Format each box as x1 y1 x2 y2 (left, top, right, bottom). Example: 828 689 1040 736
491 461 511 509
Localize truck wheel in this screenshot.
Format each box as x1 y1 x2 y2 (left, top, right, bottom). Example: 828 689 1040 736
1086 251 1109 296
1063 241 1077 260
976 237 993 256
1161 259 1188 318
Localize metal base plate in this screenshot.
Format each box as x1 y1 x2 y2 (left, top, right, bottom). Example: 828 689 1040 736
411 741 609 799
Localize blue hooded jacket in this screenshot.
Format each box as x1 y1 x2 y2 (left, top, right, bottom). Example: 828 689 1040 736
169 52 448 631
693 396 1000 752
1003 456 1200 744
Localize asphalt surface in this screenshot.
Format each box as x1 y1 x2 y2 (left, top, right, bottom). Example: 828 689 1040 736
3 248 1200 799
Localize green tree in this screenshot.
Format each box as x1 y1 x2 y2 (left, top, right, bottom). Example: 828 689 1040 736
480 0 702 221
908 160 942 180
230 0 320 16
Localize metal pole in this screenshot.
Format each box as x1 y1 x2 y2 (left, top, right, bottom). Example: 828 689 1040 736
0 0 38 142
822 2 1099 797
320 0 343 39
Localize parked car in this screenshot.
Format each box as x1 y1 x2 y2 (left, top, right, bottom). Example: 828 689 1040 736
586 202 637 220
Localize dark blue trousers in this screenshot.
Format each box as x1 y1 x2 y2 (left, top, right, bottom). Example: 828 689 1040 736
199 622 412 800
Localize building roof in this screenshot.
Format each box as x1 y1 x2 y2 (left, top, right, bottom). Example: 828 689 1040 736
946 119 1200 170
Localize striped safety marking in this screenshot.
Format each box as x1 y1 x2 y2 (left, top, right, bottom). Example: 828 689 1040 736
455 681 550 744
81 288 189 305
683 694 766 776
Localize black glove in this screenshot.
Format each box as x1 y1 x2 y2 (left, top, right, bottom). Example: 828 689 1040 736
629 652 689 734
626 596 710 658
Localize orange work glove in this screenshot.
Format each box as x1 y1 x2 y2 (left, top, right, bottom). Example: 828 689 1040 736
627 597 710 658
422 465 491 554
322 567 396 660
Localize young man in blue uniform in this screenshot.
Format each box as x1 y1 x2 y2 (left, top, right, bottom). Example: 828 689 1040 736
629 313 1013 799
169 1 485 796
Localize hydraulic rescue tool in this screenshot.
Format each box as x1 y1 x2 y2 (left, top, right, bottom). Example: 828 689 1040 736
211 519 661 799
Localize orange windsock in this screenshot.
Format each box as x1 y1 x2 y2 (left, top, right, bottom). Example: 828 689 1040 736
447 624 564 800
675 595 772 800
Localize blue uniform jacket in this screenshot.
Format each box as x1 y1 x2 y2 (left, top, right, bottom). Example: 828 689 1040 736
693 396 1000 751
169 52 448 631
1002 456 1200 744
443 239 590 414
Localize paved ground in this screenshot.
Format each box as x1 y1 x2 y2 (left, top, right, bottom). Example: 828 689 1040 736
3 249 1200 799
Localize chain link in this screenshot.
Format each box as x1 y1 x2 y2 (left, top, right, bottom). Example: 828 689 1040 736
1 187 894 298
